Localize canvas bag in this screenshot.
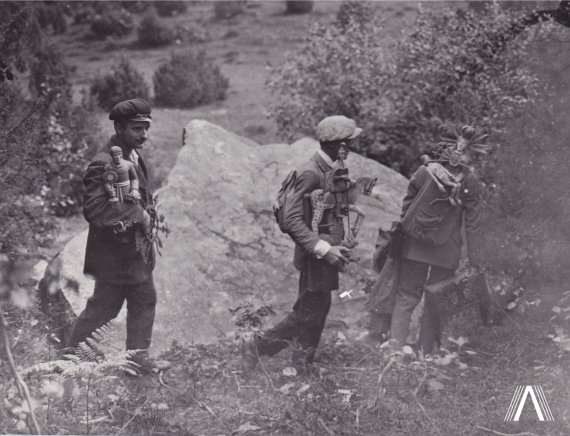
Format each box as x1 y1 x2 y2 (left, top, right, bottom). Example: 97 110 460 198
273 170 297 233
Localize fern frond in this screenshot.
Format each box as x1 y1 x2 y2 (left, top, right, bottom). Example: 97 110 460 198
91 324 112 343
20 360 74 377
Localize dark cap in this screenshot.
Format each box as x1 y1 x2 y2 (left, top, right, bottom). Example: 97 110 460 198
109 99 152 123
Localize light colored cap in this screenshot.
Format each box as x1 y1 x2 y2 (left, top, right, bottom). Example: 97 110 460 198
316 115 362 142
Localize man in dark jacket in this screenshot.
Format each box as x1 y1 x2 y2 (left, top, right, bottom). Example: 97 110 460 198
242 115 361 372
389 125 487 353
68 99 157 373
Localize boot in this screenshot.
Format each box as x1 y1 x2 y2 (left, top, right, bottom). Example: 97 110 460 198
368 312 391 343
128 349 156 376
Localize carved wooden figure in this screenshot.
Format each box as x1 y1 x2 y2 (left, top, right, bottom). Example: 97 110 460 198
310 175 377 248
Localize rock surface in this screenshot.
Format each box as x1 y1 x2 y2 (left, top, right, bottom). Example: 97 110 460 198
43 120 408 355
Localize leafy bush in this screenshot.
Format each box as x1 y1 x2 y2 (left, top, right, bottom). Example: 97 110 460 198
286 1 314 14
481 87 570 283
35 2 68 34
213 1 245 20
268 2 538 176
0 3 104 251
137 9 176 48
268 1 570 284
336 1 375 28
153 1 187 17
90 8 133 38
90 57 150 111
153 50 229 108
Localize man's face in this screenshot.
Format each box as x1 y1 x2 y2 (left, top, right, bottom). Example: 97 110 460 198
116 121 150 150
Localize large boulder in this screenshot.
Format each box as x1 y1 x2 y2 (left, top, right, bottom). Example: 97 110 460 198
41 120 408 355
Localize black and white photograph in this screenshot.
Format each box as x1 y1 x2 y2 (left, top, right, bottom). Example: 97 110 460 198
0 1 568 434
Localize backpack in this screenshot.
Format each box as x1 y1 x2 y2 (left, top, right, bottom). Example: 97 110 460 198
273 170 297 233
401 169 456 246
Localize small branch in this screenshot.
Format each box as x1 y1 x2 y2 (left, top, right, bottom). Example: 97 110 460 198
0 95 48 143
86 371 93 434
414 372 428 398
192 396 216 417
116 400 148 435
415 396 442 436
257 358 275 391
0 310 42 435
475 425 541 436
376 356 395 390
233 372 241 392
318 418 334 435
158 371 169 389
322 364 380 372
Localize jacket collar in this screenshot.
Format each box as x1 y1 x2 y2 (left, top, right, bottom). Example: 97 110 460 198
313 150 333 174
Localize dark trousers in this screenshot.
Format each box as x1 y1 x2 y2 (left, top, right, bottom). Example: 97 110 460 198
255 258 335 363
68 278 156 350
390 258 454 352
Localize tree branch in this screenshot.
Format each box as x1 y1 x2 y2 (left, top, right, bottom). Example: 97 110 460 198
0 309 42 434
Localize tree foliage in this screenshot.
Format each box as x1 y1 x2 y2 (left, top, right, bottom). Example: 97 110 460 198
268 2 539 176
269 1 570 281
0 3 99 251
90 57 150 111
136 8 177 48
153 50 229 109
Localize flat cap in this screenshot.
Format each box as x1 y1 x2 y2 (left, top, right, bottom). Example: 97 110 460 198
109 99 152 123
316 115 362 142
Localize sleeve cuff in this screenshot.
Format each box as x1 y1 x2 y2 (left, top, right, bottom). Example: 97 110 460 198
313 240 331 259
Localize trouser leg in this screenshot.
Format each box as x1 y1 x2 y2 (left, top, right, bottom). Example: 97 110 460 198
390 289 421 345
419 291 442 353
418 265 455 354
292 289 331 363
390 259 454 349
256 263 333 362
125 278 157 350
68 281 125 348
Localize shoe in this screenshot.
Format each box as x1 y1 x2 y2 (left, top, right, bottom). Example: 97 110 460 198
241 340 259 372
291 348 320 379
128 350 156 376
292 360 321 379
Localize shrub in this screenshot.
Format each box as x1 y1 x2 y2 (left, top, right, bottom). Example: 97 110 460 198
35 2 68 34
336 1 375 28
286 1 314 14
90 58 150 111
268 1 570 283
153 50 229 108
90 8 133 38
0 3 102 249
268 2 538 176
137 9 176 48
213 1 245 20
153 1 187 17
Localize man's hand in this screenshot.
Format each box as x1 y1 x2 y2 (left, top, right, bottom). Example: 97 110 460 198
323 245 351 267
142 210 152 235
